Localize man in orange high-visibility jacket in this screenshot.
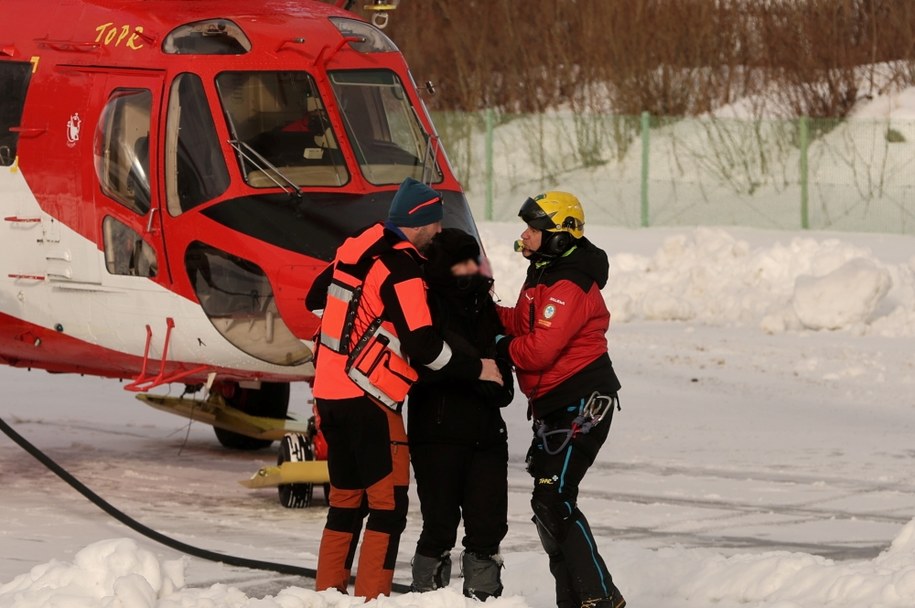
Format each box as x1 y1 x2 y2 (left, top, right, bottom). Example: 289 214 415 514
306 177 503 599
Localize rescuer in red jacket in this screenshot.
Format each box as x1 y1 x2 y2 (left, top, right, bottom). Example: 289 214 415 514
496 192 626 608
306 177 503 599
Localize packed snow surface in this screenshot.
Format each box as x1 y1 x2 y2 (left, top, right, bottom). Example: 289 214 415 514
3 222 915 608
4 84 915 608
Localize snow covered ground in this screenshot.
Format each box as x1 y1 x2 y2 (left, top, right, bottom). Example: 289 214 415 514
2 221 915 608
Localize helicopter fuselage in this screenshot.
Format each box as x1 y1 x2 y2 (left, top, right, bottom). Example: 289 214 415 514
0 0 476 390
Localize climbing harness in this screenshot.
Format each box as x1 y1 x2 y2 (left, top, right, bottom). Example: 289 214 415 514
536 392 620 456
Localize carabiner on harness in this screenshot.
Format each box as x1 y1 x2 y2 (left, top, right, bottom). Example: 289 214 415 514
574 391 619 434
536 392 620 456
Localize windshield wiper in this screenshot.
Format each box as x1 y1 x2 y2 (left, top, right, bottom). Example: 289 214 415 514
421 132 440 185
228 139 302 197
410 105 439 186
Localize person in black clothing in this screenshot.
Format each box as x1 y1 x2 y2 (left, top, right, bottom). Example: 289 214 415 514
407 228 514 600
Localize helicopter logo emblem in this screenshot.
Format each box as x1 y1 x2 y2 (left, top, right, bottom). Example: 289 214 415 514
66 112 81 147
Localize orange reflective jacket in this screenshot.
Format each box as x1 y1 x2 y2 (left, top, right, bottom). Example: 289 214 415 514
311 223 466 409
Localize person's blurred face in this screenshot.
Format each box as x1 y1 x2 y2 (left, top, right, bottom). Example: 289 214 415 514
451 259 480 276
520 224 543 258
403 221 442 254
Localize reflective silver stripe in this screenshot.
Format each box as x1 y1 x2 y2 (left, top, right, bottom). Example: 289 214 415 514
328 283 354 303
320 332 340 351
319 283 356 352
424 341 453 371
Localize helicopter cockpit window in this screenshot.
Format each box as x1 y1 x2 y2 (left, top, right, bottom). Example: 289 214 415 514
102 216 158 278
0 61 32 167
93 89 152 215
185 241 310 366
165 73 230 215
329 70 442 186
216 71 349 188
163 19 251 55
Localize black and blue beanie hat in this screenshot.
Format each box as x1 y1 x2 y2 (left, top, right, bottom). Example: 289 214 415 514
388 177 444 228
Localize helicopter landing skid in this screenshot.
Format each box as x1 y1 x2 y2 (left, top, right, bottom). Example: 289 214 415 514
136 393 310 441
238 460 330 489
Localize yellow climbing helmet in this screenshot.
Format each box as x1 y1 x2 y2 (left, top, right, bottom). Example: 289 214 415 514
519 191 585 240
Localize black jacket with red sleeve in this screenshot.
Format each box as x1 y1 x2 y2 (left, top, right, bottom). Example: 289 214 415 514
496 237 621 419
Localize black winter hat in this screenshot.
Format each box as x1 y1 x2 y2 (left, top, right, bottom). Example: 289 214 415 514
425 228 480 280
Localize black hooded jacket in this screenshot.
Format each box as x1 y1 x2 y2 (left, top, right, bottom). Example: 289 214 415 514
407 232 513 447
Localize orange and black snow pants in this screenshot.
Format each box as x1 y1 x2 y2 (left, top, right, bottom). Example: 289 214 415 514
314 396 409 599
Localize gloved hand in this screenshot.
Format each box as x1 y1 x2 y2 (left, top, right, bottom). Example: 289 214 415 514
495 333 513 362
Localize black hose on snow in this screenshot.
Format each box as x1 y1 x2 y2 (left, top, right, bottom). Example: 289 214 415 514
0 416 411 594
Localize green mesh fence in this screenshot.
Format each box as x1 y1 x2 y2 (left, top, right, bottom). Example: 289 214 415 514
431 111 915 234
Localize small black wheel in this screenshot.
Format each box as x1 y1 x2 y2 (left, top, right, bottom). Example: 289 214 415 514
277 433 314 508
213 382 290 450
213 427 273 451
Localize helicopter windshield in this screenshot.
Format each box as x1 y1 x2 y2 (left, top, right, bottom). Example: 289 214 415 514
216 71 349 188
215 70 442 189
329 69 442 185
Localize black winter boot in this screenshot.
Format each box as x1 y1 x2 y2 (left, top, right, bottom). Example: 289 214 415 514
411 551 452 592
581 584 626 608
462 551 504 600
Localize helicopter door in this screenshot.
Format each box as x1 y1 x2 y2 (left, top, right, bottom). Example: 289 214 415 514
91 72 169 287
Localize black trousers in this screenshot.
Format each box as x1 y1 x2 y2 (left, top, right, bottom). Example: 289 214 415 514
411 440 508 557
315 396 409 598
528 402 618 607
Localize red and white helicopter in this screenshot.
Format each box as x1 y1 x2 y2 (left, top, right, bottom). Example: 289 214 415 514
0 0 479 473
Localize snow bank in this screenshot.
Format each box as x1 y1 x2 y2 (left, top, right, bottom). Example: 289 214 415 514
482 224 915 336
6 522 915 608
0 538 185 608
792 258 892 330
0 539 529 608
